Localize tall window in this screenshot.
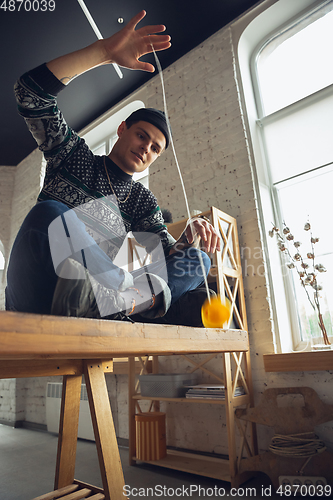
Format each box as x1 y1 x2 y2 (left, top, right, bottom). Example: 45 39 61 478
0 248 4 272
254 2 333 347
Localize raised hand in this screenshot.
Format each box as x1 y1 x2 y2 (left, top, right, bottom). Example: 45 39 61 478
101 10 171 72
47 10 171 84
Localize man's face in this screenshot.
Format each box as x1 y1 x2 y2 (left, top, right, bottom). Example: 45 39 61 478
110 120 166 175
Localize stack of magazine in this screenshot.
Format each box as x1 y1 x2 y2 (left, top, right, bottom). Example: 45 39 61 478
185 384 245 400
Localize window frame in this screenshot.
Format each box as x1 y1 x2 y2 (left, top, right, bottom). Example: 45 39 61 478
249 0 333 350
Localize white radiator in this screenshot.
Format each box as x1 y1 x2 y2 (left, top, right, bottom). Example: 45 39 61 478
46 382 95 441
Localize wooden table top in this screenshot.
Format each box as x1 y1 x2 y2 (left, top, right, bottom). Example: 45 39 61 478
0 311 248 360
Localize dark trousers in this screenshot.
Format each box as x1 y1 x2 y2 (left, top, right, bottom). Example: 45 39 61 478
5 200 210 315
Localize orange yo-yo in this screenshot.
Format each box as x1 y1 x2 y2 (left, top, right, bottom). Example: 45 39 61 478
201 295 231 328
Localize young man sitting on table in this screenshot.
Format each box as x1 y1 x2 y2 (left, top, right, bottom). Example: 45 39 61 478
6 11 221 326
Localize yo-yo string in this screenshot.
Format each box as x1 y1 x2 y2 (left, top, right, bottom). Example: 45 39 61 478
150 41 211 302
77 0 123 78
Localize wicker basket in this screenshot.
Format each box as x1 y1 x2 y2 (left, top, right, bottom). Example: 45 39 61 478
135 412 166 461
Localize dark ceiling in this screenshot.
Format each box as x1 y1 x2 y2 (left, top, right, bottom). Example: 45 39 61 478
1 0 260 166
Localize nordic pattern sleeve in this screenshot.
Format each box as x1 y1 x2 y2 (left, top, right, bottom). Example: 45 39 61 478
14 63 80 171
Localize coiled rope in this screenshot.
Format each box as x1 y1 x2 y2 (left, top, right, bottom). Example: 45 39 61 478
269 432 326 473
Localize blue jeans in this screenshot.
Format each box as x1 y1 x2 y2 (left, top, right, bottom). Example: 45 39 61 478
5 200 210 315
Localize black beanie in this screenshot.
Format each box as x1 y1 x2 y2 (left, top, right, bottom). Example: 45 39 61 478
126 108 170 149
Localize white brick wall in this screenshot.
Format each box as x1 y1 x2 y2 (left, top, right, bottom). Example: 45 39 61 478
0 166 16 309
0 148 45 422
22 377 50 425
0 378 16 422
1 8 332 458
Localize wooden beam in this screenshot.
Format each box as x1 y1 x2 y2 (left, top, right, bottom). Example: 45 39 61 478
102 360 113 373
112 358 152 374
0 358 152 379
223 353 237 481
263 350 333 372
84 360 126 500
0 312 248 360
0 359 144 378
128 357 137 467
31 484 79 500
54 375 82 489
0 332 248 359
73 480 104 495
0 359 83 378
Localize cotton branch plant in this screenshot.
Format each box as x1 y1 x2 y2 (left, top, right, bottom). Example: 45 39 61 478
269 221 331 346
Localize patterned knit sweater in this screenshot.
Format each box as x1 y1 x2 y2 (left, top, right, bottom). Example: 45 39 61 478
14 63 176 262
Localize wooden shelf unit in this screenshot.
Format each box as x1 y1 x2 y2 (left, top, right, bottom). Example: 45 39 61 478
128 351 257 486
132 449 233 482
128 207 257 486
132 393 251 405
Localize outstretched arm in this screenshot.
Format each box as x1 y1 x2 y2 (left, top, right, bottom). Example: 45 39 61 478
47 10 171 84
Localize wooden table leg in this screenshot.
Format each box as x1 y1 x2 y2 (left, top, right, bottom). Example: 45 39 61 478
84 360 126 500
223 353 237 485
245 350 258 456
54 374 82 489
152 355 160 413
128 357 136 466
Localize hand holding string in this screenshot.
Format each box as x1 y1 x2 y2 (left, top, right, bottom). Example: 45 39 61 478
185 217 222 254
